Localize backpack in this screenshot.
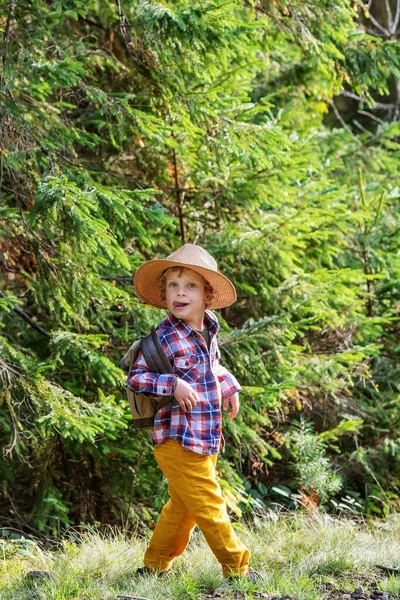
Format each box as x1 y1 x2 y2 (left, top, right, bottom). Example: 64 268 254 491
120 331 174 429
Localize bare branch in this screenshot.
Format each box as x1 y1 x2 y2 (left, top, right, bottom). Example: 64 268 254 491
393 0 400 33
340 89 396 111
363 25 387 37
173 148 186 243
330 100 363 146
384 0 394 31
394 79 400 121
365 0 391 35
115 0 134 53
352 120 373 136
1 1 16 89
357 109 385 125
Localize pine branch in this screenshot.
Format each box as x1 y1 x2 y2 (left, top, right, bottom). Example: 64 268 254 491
0 291 50 337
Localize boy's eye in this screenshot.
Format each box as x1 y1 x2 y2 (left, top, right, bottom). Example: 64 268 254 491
188 283 196 289
168 281 177 287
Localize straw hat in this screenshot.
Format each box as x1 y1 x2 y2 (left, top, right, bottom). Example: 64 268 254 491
134 244 236 310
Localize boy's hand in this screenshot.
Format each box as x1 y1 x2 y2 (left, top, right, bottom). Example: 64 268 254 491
223 392 240 420
174 378 198 412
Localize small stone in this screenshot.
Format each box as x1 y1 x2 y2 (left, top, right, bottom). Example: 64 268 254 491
376 565 400 575
371 592 389 600
342 595 352 599
26 570 51 579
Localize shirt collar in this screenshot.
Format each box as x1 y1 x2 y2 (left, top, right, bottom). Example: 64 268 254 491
164 310 220 338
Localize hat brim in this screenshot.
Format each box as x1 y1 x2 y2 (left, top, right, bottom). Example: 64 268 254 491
134 259 236 310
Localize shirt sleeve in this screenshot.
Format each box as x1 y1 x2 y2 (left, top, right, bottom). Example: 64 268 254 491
127 347 175 397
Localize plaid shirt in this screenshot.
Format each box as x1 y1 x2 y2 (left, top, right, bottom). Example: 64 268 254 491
127 310 241 455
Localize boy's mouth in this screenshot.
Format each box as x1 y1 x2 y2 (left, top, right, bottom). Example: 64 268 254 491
173 302 189 308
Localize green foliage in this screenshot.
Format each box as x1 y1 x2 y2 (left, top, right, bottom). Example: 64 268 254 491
0 530 41 560
1 0 400 533
286 419 343 504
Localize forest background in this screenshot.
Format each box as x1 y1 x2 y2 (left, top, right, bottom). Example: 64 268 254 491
1 0 400 538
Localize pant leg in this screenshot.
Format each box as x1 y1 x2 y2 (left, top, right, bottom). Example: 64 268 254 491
144 483 197 571
151 439 250 576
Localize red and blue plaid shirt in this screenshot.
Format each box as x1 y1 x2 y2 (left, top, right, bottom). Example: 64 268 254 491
127 310 241 455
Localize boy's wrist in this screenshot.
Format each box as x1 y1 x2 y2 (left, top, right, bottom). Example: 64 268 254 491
171 375 179 392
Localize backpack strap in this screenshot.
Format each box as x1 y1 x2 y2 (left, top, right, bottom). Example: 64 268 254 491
141 331 174 375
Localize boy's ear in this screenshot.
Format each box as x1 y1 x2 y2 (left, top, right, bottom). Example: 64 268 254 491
205 293 216 307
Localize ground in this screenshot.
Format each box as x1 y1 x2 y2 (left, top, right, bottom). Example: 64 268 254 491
1 513 400 599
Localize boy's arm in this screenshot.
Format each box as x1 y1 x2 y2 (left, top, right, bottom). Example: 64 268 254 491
127 348 176 396
215 357 241 419
215 363 242 398
214 341 242 399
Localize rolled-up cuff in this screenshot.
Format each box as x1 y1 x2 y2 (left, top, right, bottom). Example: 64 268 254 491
153 373 176 396
127 372 176 397
218 370 242 399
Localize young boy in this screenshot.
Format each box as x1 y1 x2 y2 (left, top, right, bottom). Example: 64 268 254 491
128 243 254 578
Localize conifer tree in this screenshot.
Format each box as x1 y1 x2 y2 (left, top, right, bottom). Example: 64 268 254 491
1 0 400 531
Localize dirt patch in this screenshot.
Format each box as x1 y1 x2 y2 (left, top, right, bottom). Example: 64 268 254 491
199 583 398 600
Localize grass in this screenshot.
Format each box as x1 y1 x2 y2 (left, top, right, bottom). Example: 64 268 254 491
1 513 400 599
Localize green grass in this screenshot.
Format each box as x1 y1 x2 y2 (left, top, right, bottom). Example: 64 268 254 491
1 513 400 599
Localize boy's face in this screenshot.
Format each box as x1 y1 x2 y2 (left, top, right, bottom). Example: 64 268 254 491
165 268 209 328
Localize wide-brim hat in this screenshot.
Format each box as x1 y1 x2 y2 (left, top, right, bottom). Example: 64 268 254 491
134 244 236 310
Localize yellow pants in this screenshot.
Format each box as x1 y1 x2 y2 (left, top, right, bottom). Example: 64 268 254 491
143 439 250 576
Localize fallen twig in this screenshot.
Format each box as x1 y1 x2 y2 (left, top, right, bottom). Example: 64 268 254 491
117 595 151 600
